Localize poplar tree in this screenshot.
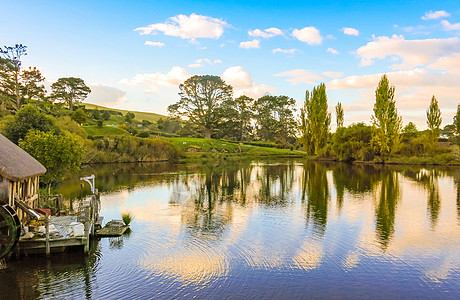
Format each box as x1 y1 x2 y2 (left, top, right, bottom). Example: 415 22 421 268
301 83 331 155
371 75 402 156
336 102 344 128
453 104 460 145
426 95 442 142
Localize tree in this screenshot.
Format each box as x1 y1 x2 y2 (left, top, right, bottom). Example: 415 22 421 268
72 108 87 125
20 67 46 101
125 112 135 123
300 83 331 155
426 95 442 142
0 44 27 110
402 122 418 140
332 123 374 161
371 75 402 156
454 104 460 145
168 75 233 139
336 102 344 128
2 105 56 144
219 95 254 140
50 77 91 110
19 130 83 191
254 95 297 144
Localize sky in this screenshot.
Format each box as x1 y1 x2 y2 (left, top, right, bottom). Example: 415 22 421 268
2 0 460 129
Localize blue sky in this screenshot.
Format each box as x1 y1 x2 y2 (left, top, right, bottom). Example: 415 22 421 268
2 0 460 129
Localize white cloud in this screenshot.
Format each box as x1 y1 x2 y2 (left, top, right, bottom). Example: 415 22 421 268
134 14 228 40
120 66 190 93
274 69 323 85
222 66 276 98
86 84 129 107
356 34 460 69
422 10 450 20
441 20 460 31
327 48 339 55
292 27 323 45
272 48 299 54
145 41 165 47
239 39 260 49
342 27 359 36
249 27 283 38
188 58 222 68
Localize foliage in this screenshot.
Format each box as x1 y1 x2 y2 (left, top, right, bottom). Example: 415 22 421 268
218 95 254 140
371 75 402 157
125 112 135 123
121 212 134 225
157 117 182 133
336 102 344 128
253 95 297 144
402 122 418 140
331 123 374 161
168 75 233 139
50 77 91 110
426 95 442 141
300 83 331 155
454 104 460 145
72 108 87 125
2 105 56 144
19 130 84 187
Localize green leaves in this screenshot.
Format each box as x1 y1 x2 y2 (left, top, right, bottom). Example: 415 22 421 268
371 75 402 156
426 95 442 141
50 77 91 110
336 102 344 128
301 83 331 155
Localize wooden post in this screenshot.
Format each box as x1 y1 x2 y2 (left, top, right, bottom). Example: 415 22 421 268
45 215 50 256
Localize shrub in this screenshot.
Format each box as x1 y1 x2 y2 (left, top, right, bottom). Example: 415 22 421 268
121 212 134 225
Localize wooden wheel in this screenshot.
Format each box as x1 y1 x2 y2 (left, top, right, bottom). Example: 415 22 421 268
0 205 21 259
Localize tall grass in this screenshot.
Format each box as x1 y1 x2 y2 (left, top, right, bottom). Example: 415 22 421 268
122 212 134 226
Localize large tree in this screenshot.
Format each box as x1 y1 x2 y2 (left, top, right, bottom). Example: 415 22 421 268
454 104 460 145
219 95 254 140
426 95 442 142
254 95 296 144
300 83 331 155
371 75 402 156
168 75 233 139
50 77 91 110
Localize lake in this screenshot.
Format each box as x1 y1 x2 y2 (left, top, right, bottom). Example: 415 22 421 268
1 160 460 299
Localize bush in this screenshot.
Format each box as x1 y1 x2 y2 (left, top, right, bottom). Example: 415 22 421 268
121 212 134 225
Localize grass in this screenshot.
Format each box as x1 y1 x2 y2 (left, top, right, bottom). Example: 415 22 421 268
164 137 306 159
82 125 129 136
122 212 134 225
84 103 166 123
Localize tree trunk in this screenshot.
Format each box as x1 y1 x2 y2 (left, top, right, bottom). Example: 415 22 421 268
204 128 211 139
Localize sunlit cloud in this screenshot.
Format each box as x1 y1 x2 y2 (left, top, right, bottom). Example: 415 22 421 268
356 35 460 69
274 69 323 85
421 10 450 20
188 58 222 68
441 20 460 31
327 48 339 55
341 27 359 36
239 39 260 49
144 41 165 47
249 27 283 38
292 27 323 45
120 66 190 93
272 48 299 54
86 84 129 107
134 13 228 41
222 66 276 98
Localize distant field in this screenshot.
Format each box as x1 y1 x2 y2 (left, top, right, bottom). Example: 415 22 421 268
82 125 128 136
84 103 166 122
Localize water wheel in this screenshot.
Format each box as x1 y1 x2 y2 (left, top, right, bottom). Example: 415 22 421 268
0 204 21 259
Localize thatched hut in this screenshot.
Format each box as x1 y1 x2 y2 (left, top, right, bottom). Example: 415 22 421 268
0 133 46 222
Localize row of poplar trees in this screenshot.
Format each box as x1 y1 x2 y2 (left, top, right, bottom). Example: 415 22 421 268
300 74 452 157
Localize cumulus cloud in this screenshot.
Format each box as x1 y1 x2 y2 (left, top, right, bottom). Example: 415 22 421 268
120 66 190 93
86 84 129 107
342 27 359 36
249 27 283 38
322 71 343 78
239 39 260 49
441 20 460 31
422 10 450 20
222 66 276 98
145 41 165 47
272 48 299 54
356 34 460 69
188 58 222 68
292 27 322 45
327 48 339 55
274 69 323 85
134 14 228 40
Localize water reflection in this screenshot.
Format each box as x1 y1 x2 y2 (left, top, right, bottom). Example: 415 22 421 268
11 160 460 298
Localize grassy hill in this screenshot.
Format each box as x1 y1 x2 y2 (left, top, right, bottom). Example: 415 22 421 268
83 103 166 123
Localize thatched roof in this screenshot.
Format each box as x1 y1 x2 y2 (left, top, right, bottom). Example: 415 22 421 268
0 133 46 181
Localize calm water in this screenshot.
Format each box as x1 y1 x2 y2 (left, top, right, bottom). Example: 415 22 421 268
2 160 460 299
